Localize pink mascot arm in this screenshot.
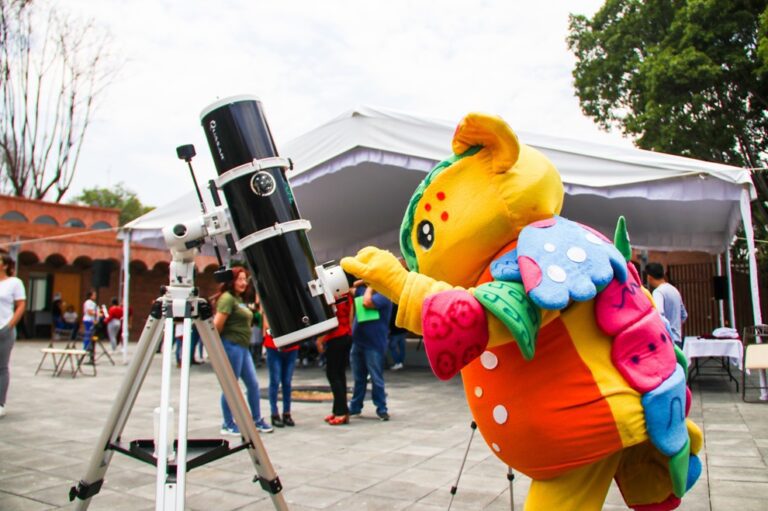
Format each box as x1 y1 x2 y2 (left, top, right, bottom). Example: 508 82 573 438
422 289 490 380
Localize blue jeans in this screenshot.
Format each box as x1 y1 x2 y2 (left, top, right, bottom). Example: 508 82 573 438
388 332 407 365
175 327 201 363
0 324 16 406
82 320 95 351
266 348 298 416
349 344 387 415
220 339 263 429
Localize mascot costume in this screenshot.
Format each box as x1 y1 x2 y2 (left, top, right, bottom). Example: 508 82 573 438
341 113 702 510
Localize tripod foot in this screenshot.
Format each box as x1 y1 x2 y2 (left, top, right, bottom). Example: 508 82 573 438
69 479 104 502
254 474 283 494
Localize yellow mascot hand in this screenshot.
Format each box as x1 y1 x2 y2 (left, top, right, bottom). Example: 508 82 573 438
340 247 408 302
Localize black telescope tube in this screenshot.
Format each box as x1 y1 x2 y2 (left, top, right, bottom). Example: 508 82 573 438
200 96 335 344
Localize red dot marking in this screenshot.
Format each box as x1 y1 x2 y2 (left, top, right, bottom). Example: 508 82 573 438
437 191 446 201
441 211 449 222
425 203 432 211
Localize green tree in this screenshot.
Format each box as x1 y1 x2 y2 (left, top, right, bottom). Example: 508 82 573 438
71 184 153 226
567 0 768 267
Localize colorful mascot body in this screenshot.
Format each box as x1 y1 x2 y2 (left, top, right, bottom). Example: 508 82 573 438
341 113 702 511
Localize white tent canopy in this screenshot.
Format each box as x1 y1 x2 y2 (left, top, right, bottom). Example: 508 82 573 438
283 106 754 261
122 106 761 326
123 193 212 248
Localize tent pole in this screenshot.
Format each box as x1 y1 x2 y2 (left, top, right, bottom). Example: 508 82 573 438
716 255 725 328
739 188 766 399
121 229 132 364
724 248 736 329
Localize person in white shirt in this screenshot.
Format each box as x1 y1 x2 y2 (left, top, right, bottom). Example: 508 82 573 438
646 262 688 347
82 289 98 353
0 252 27 418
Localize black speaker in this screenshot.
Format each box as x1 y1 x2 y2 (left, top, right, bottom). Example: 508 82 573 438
713 276 728 301
92 259 112 289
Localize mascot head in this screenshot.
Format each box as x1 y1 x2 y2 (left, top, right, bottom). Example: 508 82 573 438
400 113 564 287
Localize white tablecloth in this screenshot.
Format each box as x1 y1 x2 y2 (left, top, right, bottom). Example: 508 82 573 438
682 337 743 369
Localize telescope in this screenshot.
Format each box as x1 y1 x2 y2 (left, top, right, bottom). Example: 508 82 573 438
71 97 337 511
194 95 347 347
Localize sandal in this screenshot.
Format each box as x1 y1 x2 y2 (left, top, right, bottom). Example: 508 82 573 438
328 414 349 426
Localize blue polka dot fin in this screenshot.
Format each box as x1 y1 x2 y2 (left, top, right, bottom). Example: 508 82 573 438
516 215 628 310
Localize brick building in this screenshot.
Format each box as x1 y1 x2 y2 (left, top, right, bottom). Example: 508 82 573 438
1 193 752 342
0 194 218 338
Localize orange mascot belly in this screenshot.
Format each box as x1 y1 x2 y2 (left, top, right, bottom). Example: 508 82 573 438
461 316 624 480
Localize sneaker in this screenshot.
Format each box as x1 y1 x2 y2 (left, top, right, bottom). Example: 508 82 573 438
282 413 295 427
377 411 390 421
391 363 403 371
271 414 285 428
220 425 240 436
255 418 274 433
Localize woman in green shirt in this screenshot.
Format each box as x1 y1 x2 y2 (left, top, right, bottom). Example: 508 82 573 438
213 267 273 434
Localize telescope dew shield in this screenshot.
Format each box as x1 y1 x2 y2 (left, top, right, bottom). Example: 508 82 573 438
200 95 336 346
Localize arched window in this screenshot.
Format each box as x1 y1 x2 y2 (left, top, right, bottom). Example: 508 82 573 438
34 215 58 225
1 211 28 222
64 218 86 228
91 221 112 230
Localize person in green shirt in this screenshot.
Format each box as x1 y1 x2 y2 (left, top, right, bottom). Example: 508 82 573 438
213 267 273 434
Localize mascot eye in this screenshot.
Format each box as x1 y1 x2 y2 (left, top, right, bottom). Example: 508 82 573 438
417 220 435 250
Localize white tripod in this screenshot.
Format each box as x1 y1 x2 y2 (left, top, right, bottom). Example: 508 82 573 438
69 224 288 511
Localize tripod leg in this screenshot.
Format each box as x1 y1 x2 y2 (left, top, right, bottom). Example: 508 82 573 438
70 303 165 510
174 317 194 511
507 467 515 510
448 421 477 511
195 316 289 511
156 316 177 510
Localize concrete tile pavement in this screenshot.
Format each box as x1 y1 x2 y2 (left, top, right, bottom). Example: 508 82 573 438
0 340 766 510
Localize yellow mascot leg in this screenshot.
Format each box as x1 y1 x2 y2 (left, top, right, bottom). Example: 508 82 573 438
524 452 622 511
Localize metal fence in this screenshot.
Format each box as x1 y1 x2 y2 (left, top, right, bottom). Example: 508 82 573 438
668 262 767 337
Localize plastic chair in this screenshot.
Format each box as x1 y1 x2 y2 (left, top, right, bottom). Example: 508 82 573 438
741 325 768 402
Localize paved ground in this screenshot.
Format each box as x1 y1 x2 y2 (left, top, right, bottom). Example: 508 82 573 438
0 339 767 510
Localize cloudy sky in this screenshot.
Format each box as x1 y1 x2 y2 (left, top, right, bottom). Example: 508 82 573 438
57 0 629 207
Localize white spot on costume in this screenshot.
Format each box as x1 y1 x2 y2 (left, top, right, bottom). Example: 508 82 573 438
567 247 587 263
547 265 567 283
480 351 498 370
493 405 508 424
585 232 603 245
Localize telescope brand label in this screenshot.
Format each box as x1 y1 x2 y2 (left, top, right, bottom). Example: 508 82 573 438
209 120 226 162
250 171 276 197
